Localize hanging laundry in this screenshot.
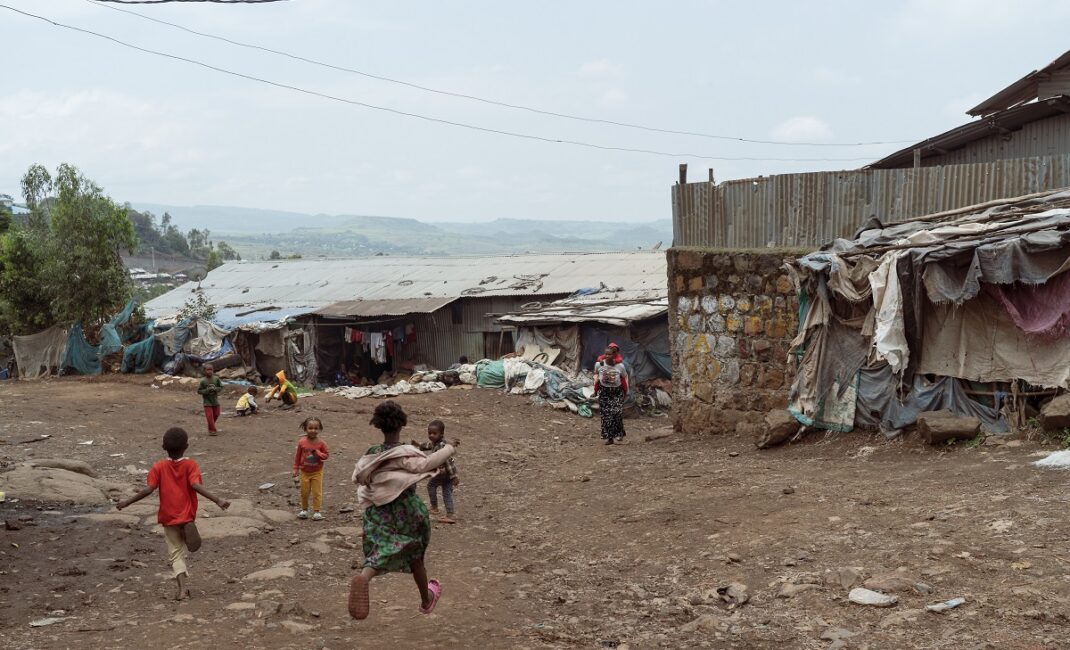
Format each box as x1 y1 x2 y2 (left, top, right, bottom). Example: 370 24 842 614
392 326 406 345
368 332 387 363
385 331 395 357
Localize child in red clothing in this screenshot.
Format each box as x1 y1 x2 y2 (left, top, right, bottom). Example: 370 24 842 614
117 427 230 600
292 417 329 521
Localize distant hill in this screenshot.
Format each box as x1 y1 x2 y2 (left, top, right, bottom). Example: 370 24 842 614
130 202 671 259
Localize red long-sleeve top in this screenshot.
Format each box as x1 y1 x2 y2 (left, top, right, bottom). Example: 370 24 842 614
294 437 329 473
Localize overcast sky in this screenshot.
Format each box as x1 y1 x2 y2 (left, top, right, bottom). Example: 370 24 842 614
2 0 1069 222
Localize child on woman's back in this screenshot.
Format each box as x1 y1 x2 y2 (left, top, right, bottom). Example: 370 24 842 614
116 427 230 600
293 417 329 520
349 400 455 620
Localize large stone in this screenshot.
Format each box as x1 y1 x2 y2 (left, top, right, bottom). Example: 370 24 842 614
244 565 296 581
26 459 97 478
0 465 127 504
756 410 798 449
76 513 141 527
917 410 980 444
1040 394 1070 431
155 516 266 539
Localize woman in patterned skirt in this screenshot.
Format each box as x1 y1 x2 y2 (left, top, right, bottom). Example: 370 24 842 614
594 343 629 445
348 400 456 619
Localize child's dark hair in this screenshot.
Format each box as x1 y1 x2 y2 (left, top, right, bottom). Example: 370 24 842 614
162 427 189 455
248 386 259 395
428 419 445 434
458 356 469 364
370 400 407 434
301 417 323 431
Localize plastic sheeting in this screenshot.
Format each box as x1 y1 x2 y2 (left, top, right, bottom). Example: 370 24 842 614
13 325 68 379
122 336 160 374
855 363 1007 433
99 299 137 356
579 322 672 384
516 326 580 373
62 324 103 375
475 359 506 388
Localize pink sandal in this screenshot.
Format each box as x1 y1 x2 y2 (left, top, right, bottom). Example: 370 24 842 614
420 579 442 614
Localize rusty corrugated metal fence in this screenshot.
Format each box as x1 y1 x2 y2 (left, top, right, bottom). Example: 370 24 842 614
672 154 1070 248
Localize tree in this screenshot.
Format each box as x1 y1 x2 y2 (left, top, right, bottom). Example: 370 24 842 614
178 290 217 321
0 201 11 235
216 241 241 261
0 163 138 335
269 250 282 260
206 249 223 271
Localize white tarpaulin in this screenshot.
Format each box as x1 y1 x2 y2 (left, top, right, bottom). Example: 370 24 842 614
13 325 69 379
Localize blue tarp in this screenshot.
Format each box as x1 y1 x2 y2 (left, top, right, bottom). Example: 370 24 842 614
579 322 672 384
211 306 314 330
62 324 103 375
121 334 160 374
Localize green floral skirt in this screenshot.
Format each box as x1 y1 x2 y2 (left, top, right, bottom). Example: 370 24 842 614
362 487 430 573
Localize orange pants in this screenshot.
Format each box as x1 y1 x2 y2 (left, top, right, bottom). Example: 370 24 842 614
300 469 323 512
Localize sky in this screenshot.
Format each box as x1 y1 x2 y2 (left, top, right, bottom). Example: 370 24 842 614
2 0 1070 223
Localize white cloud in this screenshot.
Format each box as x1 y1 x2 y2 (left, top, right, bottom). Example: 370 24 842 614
769 116 833 143
578 58 624 79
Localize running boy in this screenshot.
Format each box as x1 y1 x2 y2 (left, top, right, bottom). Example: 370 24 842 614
293 417 329 520
412 420 460 522
197 363 223 435
116 427 230 600
236 386 259 416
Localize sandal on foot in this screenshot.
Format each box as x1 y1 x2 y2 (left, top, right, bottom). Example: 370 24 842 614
348 574 371 620
420 579 442 614
182 521 202 553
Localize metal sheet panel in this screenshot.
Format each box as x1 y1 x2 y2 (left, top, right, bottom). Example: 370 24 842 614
316 297 456 318
672 154 1070 249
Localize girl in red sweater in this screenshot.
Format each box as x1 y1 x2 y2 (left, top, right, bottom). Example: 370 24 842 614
293 417 329 520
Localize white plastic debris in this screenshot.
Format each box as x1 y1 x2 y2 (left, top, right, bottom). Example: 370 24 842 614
30 617 66 627
78 440 93 445
258 482 275 491
848 588 898 607
927 597 965 613
1033 450 1070 469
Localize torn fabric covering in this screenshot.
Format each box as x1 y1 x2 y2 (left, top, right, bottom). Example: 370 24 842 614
855 363 1007 433
827 254 880 303
256 329 286 357
868 251 909 374
99 299 138 356
189 320 231 357
155 321 193 357
62 324 103 375
285 328 317 387
984 271 1070 337
787 307 869 431
12 325 69 379
516 326 580 372
579 322 672 384
918 290 1070 388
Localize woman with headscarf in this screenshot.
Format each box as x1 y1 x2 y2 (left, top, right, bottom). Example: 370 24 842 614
593 343 629 445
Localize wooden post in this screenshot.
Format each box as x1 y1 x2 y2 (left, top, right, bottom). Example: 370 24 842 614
679 163 688 186
708 168 715 184
913 148 922 169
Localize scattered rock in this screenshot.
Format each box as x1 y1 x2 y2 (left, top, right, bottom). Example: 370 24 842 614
5 519 22 531
225 602 256 611
917 410 980 444
679 614 723 633
244 565 296 581
926 597 965 613
338 506 355 514
849 587 898 607
829 567 865 590
29 617 66 627
716 582 749 608
777 583 817 598
820 627 857 650
782 487 795 495
756 410 798 449
305 542 331 555
282 620 315 634
863 573 930 594
728 451 739 458
879 608 924 629
26 459 97 478
1 465 127 504
1040 394 1070 430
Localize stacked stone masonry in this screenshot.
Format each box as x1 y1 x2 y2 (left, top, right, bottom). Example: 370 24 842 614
668 248 805 434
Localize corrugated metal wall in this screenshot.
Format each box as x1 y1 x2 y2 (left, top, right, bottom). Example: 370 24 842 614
673 154 1070 248
923 114 1070 167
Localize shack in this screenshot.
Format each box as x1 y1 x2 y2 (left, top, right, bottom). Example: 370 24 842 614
788 189 1070 436
144 251 667 386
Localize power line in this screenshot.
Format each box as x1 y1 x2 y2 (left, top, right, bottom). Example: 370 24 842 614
0 4 878 164
86 0 914 149
94 1 287 4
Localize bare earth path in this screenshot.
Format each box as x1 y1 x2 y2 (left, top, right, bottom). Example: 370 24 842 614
1 377 1069 649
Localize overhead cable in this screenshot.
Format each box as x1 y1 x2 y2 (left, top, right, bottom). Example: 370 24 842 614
87 0 914 148
1 5 877 164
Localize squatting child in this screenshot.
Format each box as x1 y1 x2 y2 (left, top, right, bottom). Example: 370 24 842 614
412 420 460 523
293 417 329 520
116 427 230 600
236 386 259 416
349 400 455 620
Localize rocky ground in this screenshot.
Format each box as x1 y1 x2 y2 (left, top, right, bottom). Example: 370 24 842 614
1 376 1069 649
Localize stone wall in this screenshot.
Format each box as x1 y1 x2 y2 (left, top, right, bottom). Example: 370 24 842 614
668 247 806 434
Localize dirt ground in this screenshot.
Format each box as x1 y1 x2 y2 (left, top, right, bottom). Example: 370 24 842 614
1 377 1069 649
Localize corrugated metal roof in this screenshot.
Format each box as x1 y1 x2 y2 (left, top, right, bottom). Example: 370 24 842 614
145 251 667 319
498 292 667 327
316 297 456 318
968 49 1070 116
869 99 1070 169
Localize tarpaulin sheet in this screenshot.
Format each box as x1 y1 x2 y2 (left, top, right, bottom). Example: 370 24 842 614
855 363 1007 433
985 271 1070 337
918 291 1070 388
475 359 506 389
99 299 138 356
121 336 160 374
580 323 671 384
13 325 68 379
62 324 102 375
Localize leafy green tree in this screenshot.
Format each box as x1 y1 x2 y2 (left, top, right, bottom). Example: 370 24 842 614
269 250 281 260
216 241 241 261
0 201 11 234
0 163 138 335
206 249 223 271
178 290 217 321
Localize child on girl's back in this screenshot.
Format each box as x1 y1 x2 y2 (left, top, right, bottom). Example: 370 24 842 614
411 420 460 523
116 427 230 600
197 363 223 436
293 417 329 520
349 400 455 620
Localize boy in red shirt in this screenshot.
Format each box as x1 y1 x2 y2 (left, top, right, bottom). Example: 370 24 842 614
292 417 329 521
117 427 230 600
